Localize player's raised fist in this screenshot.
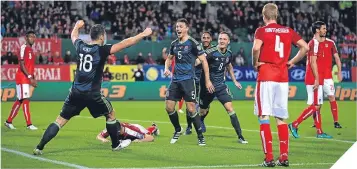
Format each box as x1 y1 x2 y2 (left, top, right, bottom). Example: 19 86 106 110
163 69 171 77
142 28 153 37
75 20 85 28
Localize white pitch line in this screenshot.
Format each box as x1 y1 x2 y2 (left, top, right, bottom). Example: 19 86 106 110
1 148 89 169
95 162 334 169
76 116 356 144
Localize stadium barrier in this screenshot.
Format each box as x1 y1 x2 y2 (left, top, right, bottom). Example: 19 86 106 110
1 37 62 56
1 82 356 102
1 65 71 81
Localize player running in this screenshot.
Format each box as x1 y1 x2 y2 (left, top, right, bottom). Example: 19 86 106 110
252 3 309 167
185 31 213 135
289 21 334 139
4 31 38 130
96 122 159 143
311 26 343 129
164 18 214 146
33 20 152 155
196 32 248 144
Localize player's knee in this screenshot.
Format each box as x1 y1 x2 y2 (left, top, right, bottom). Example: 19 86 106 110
258 115 269 121
105 111 116 121
187 107 195 113
328 95 335 101
314 105 321 110
225 107 234 113
56 115 69 128
146 135 154 142
165 107 175 114
200 109 208 116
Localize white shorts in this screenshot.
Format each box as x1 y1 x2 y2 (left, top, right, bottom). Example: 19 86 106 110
323 79 335 96
16 84 31 100
306 85 323 105
254 81 289 119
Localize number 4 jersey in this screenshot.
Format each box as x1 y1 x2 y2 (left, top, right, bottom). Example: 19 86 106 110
254 23 302 82
73 39 113 92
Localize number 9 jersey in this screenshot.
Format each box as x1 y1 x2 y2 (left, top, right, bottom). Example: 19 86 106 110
254 23 301 82
73 39 113 92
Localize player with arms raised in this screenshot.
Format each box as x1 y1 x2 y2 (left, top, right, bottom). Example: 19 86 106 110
289 21 334 139
4 31 38 130
252 3 309 167
33 20 152 155
164 18 214 146
197 32 248 144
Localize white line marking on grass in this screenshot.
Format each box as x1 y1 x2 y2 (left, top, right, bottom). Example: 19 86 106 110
77 116 355 144
1 148 89 169
95 162 334 169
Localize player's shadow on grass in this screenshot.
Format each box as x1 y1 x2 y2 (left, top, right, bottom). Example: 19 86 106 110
204 134 237 139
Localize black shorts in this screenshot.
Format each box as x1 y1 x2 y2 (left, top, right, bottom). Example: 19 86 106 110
166 79 197 102
60 88 113 120
199 85 233 109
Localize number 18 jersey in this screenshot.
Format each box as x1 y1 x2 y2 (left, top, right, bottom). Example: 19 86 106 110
254 23 301 82
73 39 113 92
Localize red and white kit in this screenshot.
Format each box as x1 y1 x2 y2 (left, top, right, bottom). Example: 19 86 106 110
16 44 36 100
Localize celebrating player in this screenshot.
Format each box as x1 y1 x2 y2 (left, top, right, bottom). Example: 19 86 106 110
311 28 343 129
185 31 213 135
252 3 309 167
96 122 159 143
4 31 38 130
33 20 152 155
196 32 248 144
164 18 214 146
289 21 334 140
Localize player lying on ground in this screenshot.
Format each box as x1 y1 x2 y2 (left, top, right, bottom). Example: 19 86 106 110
195 32 248 144
252 3 309 167
289 21 333 139
33 20 152 155
97 122 159 143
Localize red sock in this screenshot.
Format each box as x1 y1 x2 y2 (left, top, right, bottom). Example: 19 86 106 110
6 100 22 123
314 110 323 134
292 105 316 128
330 101 338 122
260 124 273 161
277 124 289 161
22 99 32 126
146 126 157 134
178 98 184 110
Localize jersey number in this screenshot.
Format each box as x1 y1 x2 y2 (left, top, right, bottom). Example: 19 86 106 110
177 51 182 59
275 35 284 58
218 63 224 70
79 54 93 72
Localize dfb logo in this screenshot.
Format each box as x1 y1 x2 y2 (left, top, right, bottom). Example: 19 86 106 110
291 69 305 81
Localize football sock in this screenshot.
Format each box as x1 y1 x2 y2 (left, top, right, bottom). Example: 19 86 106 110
186 109 192 128
259 119 273 161
314 110 323 134
23 99 32 126
228 111 243 138
168 110 181 132
201 108 209 121
36 122 61 150
292 105 316 128
6 100 22 123
190 111 203 138
277 124 289 161
106 119 122 148
330 101 338 122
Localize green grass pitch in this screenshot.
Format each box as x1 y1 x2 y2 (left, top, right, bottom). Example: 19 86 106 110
1 101 356 169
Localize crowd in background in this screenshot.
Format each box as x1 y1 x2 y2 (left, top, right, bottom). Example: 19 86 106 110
1 1 356 67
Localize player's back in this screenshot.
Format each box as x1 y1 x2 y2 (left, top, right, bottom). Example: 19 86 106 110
73 39 111 92
255 23 301 82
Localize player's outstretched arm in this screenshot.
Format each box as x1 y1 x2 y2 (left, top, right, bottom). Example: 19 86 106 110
227 63 242 89
198 54 215 93
164 55 173 76
71 20 85 44
310 55 319 90
333 53 342 82
195 58 202 66
287 39 309 68
110 28 152 54
252 39 264 71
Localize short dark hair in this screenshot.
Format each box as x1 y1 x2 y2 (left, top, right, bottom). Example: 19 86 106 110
90 24 105 40
202 31 212 37
176 18 189 27
219 31 230 39
311 21 326 34
26 30 35 37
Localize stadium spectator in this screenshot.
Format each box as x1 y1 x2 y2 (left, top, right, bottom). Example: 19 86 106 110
107 54 117 65
233 54 245 67
52 51 64 65
122 54 130 65
63 50 72 64
132 64 144 81
103 67 113 81
136 52 145 64
157 47 168 65
36 54 44 64
145 52 156 65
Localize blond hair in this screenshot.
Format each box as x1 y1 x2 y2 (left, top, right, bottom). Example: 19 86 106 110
262 3 278 21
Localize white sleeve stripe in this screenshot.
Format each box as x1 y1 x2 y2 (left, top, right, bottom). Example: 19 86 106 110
20 45 26 59
313 39 319 54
